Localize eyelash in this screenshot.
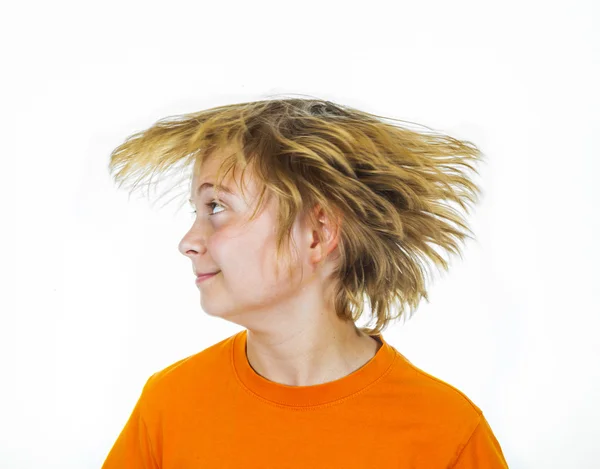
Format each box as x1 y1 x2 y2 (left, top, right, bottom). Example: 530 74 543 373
190 200 224 216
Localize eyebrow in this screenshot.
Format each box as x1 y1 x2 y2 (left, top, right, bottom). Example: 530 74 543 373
188 183 235 205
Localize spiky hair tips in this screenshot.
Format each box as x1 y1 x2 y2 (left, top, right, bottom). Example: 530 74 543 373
108 94 485 335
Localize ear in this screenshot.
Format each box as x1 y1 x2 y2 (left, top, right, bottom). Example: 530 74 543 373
310 204 343 261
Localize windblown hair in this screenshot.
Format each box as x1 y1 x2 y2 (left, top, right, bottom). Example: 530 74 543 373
108 94 485 336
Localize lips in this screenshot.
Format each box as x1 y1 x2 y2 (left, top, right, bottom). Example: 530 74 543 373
196 271 220 281
195 268 220 276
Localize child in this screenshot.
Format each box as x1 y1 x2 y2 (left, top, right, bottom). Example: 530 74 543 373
102 95 509 468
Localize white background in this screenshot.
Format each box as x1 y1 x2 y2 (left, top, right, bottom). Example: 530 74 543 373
1 1 599 468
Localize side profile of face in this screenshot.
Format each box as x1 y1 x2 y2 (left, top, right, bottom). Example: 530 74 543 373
178 148 336 333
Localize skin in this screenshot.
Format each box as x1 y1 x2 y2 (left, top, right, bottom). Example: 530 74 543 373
178 147 381 387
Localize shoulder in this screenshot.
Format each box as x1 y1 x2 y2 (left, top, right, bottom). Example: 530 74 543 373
393 349 483 410
388 349 485 442
139 331 238 404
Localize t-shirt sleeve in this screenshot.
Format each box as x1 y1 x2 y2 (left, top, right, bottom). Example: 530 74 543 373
450 413 509 469
101 378 159 469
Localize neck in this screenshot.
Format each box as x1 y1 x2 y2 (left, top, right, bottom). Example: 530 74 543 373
245 325 382 387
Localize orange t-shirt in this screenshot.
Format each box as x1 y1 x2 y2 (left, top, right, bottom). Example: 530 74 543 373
102 329 509 468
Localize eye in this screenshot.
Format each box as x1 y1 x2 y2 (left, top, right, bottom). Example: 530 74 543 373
206 200 225 215
189 199 225 217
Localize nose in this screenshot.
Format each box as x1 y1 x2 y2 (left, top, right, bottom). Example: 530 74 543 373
178 224 208 258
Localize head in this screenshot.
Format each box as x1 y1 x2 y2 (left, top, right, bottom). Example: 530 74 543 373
108 95 484 335
176 143 345 334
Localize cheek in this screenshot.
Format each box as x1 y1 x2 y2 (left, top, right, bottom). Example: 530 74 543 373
210 217 298 286
209 228 270 277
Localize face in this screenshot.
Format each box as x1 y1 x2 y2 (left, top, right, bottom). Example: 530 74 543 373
178 149 320 331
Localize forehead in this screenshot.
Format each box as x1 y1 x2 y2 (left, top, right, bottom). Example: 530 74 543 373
191 148 234 188
189 148 258 203
194 149 223 174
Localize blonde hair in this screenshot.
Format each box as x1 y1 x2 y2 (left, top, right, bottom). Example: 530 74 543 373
108 94 485 336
